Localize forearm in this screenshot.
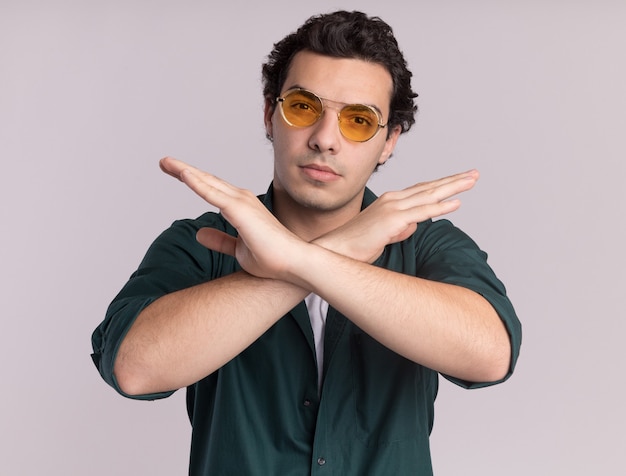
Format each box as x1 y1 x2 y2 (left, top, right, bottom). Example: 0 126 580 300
127 159 509 390
114 271 308 395
285 243 511 383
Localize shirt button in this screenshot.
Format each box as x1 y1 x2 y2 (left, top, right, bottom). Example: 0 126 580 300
303 399 311 407
317 457 326 466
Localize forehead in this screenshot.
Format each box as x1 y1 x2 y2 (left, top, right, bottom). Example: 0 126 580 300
282 51 393 111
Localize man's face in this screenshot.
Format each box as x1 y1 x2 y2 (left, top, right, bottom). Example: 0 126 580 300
265 50 400 216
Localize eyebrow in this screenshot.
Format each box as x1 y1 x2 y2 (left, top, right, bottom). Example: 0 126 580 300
283 84 385 117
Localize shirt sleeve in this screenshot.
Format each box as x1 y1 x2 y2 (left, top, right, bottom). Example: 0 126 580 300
90 213 238 400
413 219 522 390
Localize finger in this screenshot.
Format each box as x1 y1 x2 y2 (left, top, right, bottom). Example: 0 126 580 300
160 156 220 180
401 169 479 198
401 197 462 223
160 156 196 181
160 156 221 184
196 228 237 256
388 222 418 244
388 196 462 243
395 171 478 210
179 167 232 209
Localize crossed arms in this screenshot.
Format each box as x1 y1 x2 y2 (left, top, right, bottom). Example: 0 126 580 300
114 157 512 396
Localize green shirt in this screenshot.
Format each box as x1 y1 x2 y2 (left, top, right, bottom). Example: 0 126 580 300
92 186 521 475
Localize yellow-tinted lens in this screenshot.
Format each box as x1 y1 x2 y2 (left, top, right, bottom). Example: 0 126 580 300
280 90 322 127
277 89 384 142
338 105 381 142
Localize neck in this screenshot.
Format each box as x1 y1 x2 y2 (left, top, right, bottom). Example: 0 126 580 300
272 187 365 242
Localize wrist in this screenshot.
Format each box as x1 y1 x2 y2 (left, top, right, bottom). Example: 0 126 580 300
312 233 380 264
280 241 330 290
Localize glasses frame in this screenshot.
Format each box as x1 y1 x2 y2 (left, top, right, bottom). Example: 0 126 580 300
276 88 388 143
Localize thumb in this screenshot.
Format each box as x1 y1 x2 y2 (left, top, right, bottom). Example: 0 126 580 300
388 223 418 245
196 228 237 256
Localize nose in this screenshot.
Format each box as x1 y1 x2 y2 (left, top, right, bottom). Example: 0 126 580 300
307 107 342 154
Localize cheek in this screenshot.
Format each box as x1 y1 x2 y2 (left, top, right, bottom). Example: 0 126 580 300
273 127 310 158
271 138 291 168
358 144 388 170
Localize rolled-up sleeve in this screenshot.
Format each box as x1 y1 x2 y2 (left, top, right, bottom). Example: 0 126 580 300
412 219 522 389
90 214 237 400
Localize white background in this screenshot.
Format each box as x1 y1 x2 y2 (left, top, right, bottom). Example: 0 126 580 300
1 0 625 474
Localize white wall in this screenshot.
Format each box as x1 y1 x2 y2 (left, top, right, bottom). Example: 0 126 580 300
1 1 624 474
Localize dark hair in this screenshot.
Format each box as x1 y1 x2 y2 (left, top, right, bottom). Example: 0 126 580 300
262 10 418 135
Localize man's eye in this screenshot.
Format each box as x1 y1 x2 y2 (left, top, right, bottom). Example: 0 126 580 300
346 114 373 127
290 101 319 113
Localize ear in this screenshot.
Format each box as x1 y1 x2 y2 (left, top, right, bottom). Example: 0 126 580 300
264 98 275 140
378 125 402 165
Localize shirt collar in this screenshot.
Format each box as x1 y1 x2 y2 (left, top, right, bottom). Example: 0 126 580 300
260 182 378 214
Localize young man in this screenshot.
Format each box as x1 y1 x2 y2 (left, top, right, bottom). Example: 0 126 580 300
92 10 521 475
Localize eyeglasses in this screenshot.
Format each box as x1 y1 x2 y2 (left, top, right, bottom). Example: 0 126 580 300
276 88 387 142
